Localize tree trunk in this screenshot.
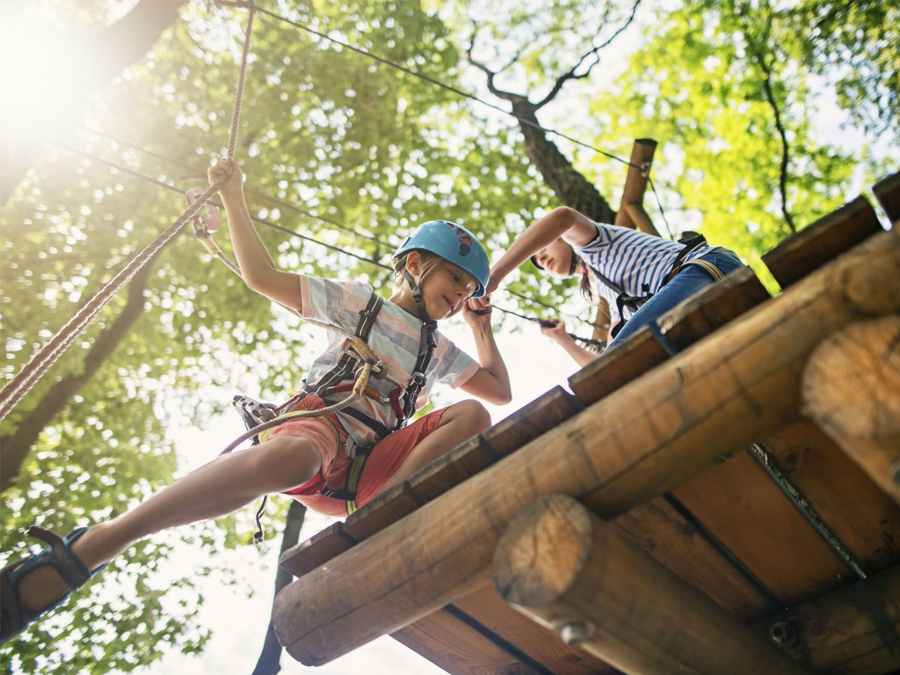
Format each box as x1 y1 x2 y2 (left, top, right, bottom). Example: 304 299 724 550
1 0 187 205
252 501 308 675
511 100 616 224
0 251 162 493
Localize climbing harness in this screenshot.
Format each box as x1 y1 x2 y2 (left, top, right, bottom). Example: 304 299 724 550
591 233 724 340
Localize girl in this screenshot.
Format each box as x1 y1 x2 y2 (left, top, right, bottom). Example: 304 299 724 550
476 206 745 366
1 158 511 644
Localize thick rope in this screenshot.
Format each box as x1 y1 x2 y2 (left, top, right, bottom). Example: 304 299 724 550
0 5 256 420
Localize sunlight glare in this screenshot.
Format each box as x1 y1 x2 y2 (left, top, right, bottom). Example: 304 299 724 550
0 12 97 145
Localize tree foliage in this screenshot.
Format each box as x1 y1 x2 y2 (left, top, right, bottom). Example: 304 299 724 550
1 0 895 671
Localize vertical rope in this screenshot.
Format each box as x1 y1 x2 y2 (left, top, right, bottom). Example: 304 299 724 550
227 2 255 159
0 4 257 420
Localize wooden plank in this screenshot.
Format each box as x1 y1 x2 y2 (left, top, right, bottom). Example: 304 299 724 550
484 386 581 457
453 587 617 675
343 482 423 542
273 229 900 665
409 435 497 502
279 521 354 579
672 451 849 606
391 607 546 675
752 565 900 675
568 327 668 405
873 171 900 225
611 496 776 621
493 495 811 675
658 265 770 351
570 266 768 406
761 196 882 288
762 419 900 574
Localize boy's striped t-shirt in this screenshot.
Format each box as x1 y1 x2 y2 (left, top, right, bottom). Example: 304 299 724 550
296 276 479 448
576 222 711 324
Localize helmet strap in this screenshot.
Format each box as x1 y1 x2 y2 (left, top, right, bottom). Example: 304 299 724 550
402 268 434 324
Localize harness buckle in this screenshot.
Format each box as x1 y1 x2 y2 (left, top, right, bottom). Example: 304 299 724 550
411 371 427 387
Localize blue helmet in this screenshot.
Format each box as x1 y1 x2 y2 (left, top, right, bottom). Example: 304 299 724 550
393 220 490 297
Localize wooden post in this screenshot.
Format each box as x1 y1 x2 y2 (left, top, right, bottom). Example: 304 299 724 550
614 138 659 236
273 228 900 666
492 494 811 675
592 139 659 346
802 316 900 506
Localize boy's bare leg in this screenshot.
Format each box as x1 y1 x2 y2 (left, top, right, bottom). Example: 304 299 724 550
378 399 491 493
15 435 322 613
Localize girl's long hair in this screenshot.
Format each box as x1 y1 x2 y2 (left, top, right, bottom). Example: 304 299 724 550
573 252 594 302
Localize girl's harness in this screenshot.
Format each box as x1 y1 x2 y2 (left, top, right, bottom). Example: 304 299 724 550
592 234 721 340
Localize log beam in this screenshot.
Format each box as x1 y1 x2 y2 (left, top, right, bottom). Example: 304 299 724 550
614 138 658 235
273 227 900 666
492 494 810 675
802 316 900 506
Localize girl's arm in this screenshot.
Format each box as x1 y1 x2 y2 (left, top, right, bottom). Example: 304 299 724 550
457 305 512 405
210 159 304 312
485 206 598 296
540 319 600 368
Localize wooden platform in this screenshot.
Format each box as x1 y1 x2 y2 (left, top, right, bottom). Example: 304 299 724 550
273 172 900 675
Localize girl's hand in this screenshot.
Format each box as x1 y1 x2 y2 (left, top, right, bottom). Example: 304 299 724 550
539 318 568 342
464 298 493 328
208 158 244 198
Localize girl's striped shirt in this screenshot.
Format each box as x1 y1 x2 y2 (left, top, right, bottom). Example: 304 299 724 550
576 222 712 325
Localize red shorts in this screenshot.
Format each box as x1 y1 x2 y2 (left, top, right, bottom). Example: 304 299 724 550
267 395 447 517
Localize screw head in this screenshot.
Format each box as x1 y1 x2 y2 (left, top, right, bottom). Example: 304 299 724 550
555 621 594 646
889 460 900 486
768 620 798 649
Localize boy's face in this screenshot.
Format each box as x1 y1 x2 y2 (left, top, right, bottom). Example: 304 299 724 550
416 259 478 320
534 238 574 279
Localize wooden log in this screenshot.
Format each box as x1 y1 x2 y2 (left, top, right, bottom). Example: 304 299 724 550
873 171 900 225
753 565 900 675
273 227 900 665
278 521 354 579
615 138 658 235
762 196 883 288
492 494 811 675
802 316 900 506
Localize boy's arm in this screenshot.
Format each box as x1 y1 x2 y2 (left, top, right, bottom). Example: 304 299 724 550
458 305 512 405
485 206 598 296
210 159 304 312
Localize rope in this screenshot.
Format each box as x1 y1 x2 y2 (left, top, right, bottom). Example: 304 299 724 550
227 3 256 159
53 143 392 270
0 4 257 420
80 126 390 247
492 305 605 349
216 1 643 171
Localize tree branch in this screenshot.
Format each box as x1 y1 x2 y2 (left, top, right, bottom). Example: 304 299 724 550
741 11 797 233
535 0 643 110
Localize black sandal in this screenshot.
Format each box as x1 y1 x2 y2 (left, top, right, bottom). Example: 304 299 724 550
1 526 106 645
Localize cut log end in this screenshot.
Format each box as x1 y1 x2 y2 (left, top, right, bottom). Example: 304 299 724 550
492 494 593 608
802 316 900 439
